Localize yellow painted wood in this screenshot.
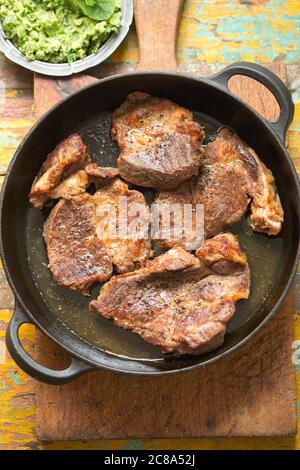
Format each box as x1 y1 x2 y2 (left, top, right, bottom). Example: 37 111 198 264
0 0 300 449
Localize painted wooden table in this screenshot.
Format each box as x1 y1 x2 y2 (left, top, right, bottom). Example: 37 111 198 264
0 0 300 450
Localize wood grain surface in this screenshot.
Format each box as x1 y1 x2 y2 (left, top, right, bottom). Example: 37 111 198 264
135 0 184 71
34 75 97 120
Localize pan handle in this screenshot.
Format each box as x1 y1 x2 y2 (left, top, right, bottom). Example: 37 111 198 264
208 62 294 142
6 303 93 385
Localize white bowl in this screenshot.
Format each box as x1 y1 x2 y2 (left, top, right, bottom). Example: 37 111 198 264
0 0 133 77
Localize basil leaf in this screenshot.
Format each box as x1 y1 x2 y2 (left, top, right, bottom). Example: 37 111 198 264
78 0 117 21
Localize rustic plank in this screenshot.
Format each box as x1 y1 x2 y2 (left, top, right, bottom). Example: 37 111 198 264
0 56 33 90
177 0 300 65
0 90 33 120
106 0 300 66
135 0 184 71
228 68 282 122
34 74 97 120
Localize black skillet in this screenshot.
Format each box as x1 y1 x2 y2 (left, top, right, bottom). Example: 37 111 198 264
1 62 299 384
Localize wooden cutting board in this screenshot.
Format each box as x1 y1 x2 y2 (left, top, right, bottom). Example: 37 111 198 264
34 0 296 439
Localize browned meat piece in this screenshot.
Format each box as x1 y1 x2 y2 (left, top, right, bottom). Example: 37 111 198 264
90 233 250 355
93 178 152 273
204 128 283 235
50 164 120 198
112 92 204 148
118 132 205 189
155 128 283 249
85 163 120 187
48 170 89 200
44 177 152 293
112 92 205 189
31 157 120 207
245 149 284 235
44 194 113 295
29 133 90 209
44 164 120 200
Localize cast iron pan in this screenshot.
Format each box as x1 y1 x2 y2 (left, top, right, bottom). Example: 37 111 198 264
1 62 300 384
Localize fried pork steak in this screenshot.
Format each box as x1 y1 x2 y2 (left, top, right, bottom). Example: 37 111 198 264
85 163 120 186
44 193 113 295
90 233 250 355
112 92 205 189
93 178 152 274
44 176 152 294
29 133 90 209
28 132 123 210
155 128 284 249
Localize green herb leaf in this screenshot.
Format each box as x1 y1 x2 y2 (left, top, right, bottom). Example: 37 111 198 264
77 0 117 21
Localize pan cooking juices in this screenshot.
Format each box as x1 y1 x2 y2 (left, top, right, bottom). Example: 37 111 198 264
0 0 121 63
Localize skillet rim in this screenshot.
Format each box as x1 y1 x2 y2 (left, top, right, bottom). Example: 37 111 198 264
1 70 300 376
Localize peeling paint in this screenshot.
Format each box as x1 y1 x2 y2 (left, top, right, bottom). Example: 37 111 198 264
0 0 300 451
8 371 21 385
121 440 144 450
110 0 300 65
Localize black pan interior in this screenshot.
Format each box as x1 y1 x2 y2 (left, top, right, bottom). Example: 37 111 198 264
2 73 299 374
